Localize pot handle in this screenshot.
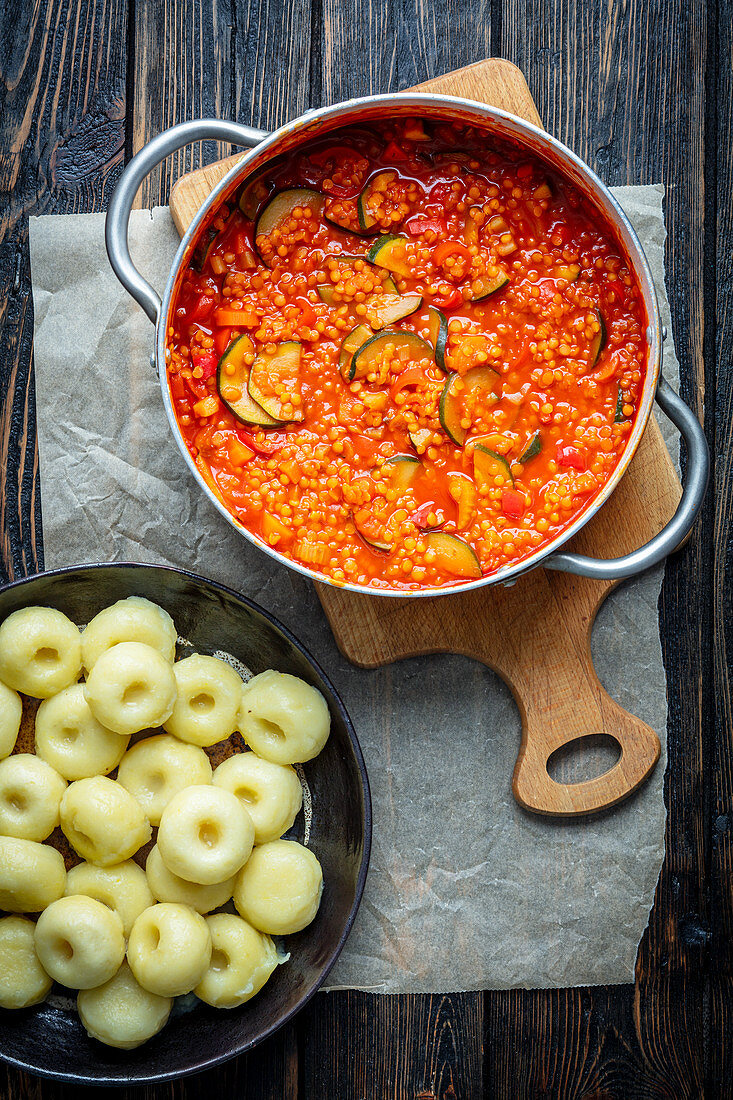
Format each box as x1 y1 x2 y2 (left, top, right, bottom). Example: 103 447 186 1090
105 119 268 324
544 375 708 579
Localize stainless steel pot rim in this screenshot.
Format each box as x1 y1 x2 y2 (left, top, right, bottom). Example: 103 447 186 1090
104 94 707 596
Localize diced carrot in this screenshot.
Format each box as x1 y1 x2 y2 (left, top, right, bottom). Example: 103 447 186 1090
214 308 258 327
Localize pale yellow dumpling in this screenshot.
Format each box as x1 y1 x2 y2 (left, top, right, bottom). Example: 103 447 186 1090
0 606 81 698
238 671 330 764
195 913 279 1009
145 844 235 914
81 596 177 671
157 784 254 886
0 753 67 840
163 654 242 747
78 961 171 1050
127 903 212 997
234 839 323 935
34 895 125 989
60 776 151 866
117 733 212 826
65 860 154 937
35 684 130 781
213 752 302 844
0 916 52 1009
0 836 66 912
84 642 177 736
0 681 22 759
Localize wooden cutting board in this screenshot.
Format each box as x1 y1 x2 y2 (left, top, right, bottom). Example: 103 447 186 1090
170 59 681 817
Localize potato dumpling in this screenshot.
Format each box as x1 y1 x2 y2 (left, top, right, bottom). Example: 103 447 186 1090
0 606 81 698
195 913 279 1009
157 785 254 886
127 903 212 997
0 916 52 1009
81 596 177 672
35 684 130 781
60 776 151 866
0 836 66 912
34 895 125 989
163 654 242 747
117 733 212 826
0 753 67 840
84 642 177 737
78 961 171 1050
0 681 22 759
145 844 235 914
234 839 323 935
238 671 330 764
65 860 154 937
213 752 302 844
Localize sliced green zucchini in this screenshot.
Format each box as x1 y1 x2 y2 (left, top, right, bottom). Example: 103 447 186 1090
191 226 218 272
409 427 433 452
383 454 421 490
439 366 500 446
351 330 434 379
473 444 513 487
556 263 581 283
519 432 542 463
217 335 279 428
425 531 482 579
614 386 626 423
317 256 398 304
364 292 422 329
339 324 374 381
247 341 304 422
590 309 607 365
366 234 412 277
427 306 448 371
254 188 325 266
238 173 273 220
353 513 391 553
470 270 510 301
357 171 397 232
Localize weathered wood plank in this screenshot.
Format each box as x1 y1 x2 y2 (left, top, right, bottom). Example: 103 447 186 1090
0 0 127 583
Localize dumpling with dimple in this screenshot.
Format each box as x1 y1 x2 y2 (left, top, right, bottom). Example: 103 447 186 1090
78 962 171 1049
81 597 177 671
0 607 81 698
84 642 177 737
0 681 22 760
35 684 130 780
0 916 52 1009
238 671 330 764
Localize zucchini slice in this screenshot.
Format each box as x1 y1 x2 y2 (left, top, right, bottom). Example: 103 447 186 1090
317 256 398 305
590 309 607 365
473 444 513 487
247 341 304 423
191 226 218 272
364 292 422 329
367 234 412 277
427 306 448 371
425 531 482 579
439 366 500 446
519 432 542 463
238 173 273 220
357 171 397 232
217 335 280 428
351 330 434 379
383 454 421 491
255 188 324 266
470 270 510 301
353 512 391 553
339 324 374 381
409 427 433 453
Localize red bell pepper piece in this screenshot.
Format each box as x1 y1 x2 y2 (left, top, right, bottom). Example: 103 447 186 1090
412 501 444 529
189 293 217 323
433 240 472 266
501 489 525 519
430 286 464 310
557 445 585 470
234 427 285 455
406 215 444 236
191 349 219 380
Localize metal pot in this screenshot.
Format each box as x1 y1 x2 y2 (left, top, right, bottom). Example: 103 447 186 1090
106 95 708 595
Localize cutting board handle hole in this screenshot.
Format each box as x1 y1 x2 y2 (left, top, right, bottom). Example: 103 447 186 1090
546 734 621 786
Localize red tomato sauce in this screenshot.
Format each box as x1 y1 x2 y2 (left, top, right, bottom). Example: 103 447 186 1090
166 118 647 591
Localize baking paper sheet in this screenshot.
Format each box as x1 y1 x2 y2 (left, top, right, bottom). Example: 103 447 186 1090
29 185 679 992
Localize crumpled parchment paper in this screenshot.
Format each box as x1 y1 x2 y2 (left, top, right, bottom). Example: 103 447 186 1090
29 185 679 992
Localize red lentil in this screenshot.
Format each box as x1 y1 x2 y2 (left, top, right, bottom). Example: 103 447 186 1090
166 119 647 591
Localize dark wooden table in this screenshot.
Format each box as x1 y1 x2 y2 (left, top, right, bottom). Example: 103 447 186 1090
0 1 730 1096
